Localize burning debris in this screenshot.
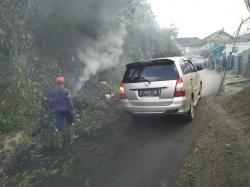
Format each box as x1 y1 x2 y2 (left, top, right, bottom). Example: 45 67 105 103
25 0 131 95
74 26 126 93
43 0 130 95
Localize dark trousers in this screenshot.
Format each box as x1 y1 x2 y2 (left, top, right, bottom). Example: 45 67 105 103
55 110 74 131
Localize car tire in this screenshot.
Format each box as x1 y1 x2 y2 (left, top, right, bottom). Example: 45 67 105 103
185 99 194 121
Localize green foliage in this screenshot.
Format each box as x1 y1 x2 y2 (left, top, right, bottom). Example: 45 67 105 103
0 0 44 132
0 114 18 132
186 167 198 185
122 1 180 62
0 0 180 134
0 3 182 186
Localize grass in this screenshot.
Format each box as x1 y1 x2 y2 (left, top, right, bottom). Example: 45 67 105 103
186 167 198 185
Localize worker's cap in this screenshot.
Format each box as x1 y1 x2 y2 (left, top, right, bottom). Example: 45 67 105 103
56 76 65 85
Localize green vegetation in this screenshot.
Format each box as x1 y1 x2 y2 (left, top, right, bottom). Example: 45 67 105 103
0 0 180 133
0 1 180 185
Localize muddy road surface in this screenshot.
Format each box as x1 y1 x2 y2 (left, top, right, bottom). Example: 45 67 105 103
42 70 221 187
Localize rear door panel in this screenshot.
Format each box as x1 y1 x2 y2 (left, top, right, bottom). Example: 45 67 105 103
124 80 176 106
122 60 180 107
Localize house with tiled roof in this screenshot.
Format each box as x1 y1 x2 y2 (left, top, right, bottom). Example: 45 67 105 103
175 37 202 55
176 29 234 56
203 30 235 43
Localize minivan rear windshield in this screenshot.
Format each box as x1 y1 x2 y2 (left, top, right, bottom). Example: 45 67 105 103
122 62 179 83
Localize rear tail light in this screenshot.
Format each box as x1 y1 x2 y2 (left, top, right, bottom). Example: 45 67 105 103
119 83 127 99
174 77 186 97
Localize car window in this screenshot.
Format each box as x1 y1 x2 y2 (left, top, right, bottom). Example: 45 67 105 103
180 61 190 74
186 61 195 73
181 60 195 74
122 63 179 83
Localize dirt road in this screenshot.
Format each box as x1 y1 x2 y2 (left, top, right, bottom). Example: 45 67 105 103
41 70 222 187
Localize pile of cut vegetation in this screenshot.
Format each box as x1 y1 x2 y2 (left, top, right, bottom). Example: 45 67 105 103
223 87 250 121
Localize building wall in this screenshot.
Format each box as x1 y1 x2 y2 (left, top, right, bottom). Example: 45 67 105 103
233 56 240 74
225 42 250 56
187 42 216 55
239 50 250 75
232 49 250 75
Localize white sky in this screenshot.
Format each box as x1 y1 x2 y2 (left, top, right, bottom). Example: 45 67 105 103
148 0 250 38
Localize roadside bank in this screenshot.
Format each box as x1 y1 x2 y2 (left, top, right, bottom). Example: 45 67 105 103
176 87 250 187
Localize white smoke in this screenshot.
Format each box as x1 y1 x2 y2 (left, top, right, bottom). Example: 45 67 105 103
73 26 126 94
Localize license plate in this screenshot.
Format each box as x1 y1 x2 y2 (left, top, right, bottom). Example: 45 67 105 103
138 89 159 97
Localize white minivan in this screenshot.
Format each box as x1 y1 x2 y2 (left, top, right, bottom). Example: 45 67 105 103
119 56 202 121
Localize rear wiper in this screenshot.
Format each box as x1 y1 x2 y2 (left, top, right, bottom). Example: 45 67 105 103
140 77 151 84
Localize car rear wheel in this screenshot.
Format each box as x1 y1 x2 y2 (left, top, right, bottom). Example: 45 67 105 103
185 99 194 121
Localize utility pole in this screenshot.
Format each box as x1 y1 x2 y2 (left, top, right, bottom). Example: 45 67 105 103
244 0 250 12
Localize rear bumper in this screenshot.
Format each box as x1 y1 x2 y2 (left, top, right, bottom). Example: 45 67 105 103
121 97 189 115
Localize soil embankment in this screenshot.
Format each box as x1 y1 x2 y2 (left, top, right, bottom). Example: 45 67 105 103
177 88 250 187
